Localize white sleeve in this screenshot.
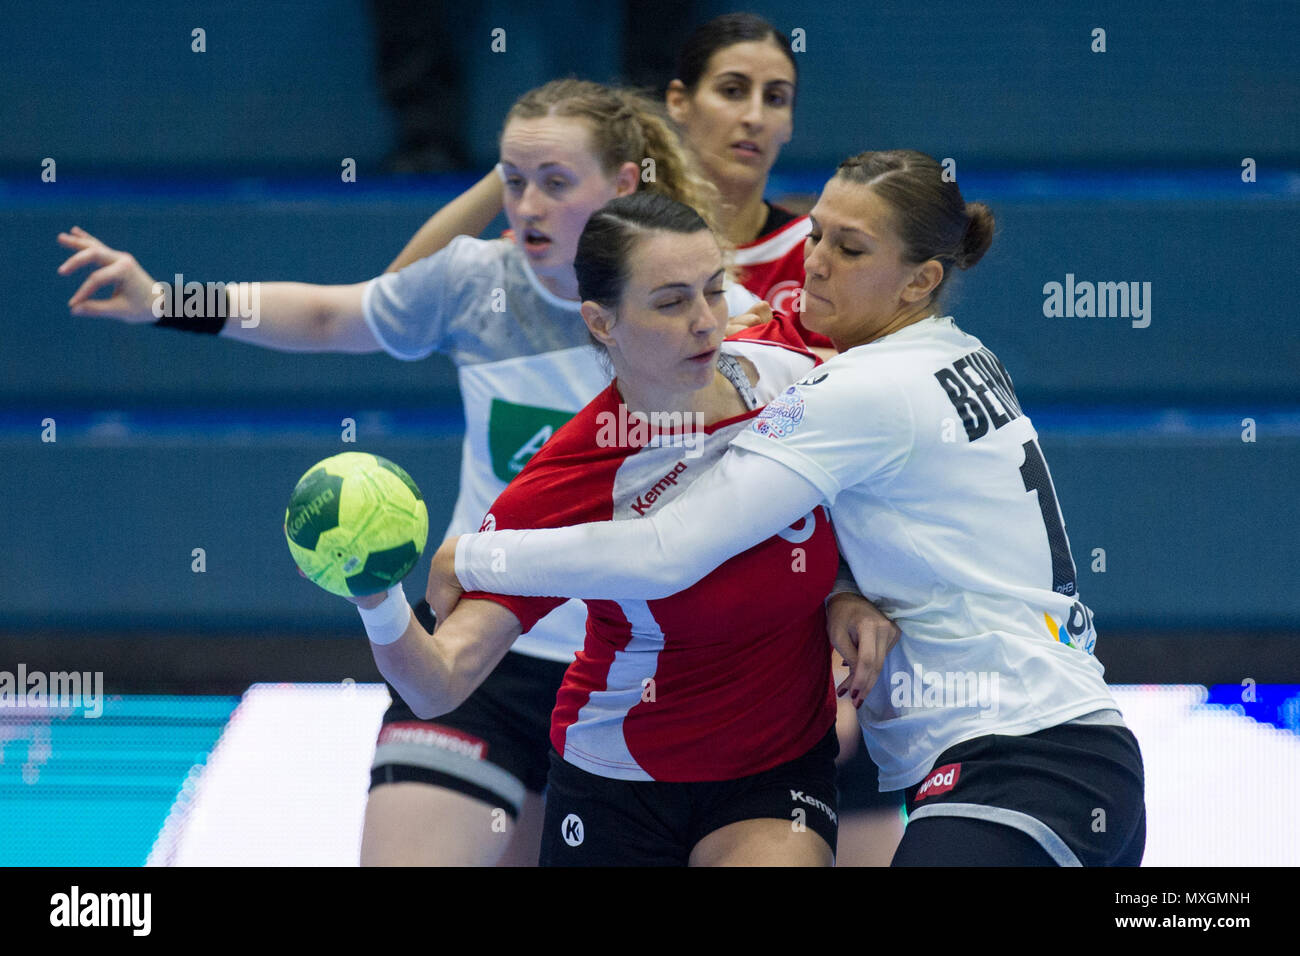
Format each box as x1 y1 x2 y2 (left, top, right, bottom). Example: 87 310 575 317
361 235 483 360
730 362 914 503
455 447 826 600
723 280 762 316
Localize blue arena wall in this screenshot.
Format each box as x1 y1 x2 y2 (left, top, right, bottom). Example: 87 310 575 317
1 1 1296 170
1 0 1296 643
1 176 1297 633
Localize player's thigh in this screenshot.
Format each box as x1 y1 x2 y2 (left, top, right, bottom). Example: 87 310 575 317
493 790 545 867
891 815 1054 866
834 808 905 867
362 782 515 866
363 651 565 866
689 817 832 867
689 726 840 867
833 711 905 867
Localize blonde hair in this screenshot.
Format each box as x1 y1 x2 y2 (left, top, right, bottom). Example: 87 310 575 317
503 79 722 234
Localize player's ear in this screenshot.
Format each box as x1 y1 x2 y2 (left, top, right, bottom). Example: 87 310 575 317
665 80 690 126
613 161 640 197
581 301 617 347
901 259 944 304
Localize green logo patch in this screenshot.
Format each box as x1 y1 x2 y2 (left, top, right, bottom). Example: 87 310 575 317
487 399 577 483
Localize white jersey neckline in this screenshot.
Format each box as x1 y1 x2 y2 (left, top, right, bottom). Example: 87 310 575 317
517 245 583 312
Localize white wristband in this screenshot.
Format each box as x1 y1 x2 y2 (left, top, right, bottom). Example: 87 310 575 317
357 584 411 646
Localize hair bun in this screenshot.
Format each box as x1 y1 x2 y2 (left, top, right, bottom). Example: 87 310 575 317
956 202 994 269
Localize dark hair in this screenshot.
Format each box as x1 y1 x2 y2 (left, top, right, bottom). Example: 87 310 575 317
575 192 713 310
834 150 995 301
675 13 797 93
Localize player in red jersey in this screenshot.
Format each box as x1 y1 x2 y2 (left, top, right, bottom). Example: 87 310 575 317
350 191 897 865
668 15 905 858
665 13 826 347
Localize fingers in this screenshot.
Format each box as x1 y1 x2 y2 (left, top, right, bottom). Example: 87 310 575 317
68 263 121 308
56 227 104 252
57 245 115 276
827 628 858 685
844 621 900 707
68 261 131 309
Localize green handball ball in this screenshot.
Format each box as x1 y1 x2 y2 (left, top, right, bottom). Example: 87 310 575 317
285 452 429 597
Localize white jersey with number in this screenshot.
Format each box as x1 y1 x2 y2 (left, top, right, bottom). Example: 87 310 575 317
362 235 760 661
731 314 1119 788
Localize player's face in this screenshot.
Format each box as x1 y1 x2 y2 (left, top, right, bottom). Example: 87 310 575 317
801 178 936 348
603 230 729 398
668 40 795 188
499 117 633 280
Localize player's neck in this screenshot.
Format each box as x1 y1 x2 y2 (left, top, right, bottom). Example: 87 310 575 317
534 268 580 301
838 302 936 351
712 180 769 246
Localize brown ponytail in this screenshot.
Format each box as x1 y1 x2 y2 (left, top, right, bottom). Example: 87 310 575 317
503 79 721 232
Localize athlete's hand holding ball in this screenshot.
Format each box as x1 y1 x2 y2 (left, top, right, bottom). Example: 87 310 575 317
286 453 429 626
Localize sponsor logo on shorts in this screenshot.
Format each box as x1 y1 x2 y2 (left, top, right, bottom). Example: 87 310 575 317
560 813 584 847
752 386 805 440
790 789 837 825
915 763 962 801
631 461 688 516
378 722 488 760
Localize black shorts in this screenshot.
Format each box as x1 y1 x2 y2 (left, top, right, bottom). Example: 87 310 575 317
368 645 570 819
539 727 840 866
836 736 905 813
896 720 1146 866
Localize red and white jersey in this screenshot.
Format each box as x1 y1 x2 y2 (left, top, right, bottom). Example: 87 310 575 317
732 208 833 350
465 320 838 782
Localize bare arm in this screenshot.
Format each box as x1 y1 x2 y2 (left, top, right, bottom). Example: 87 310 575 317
368 596 522 720
385 169 504 273
58 227 381 353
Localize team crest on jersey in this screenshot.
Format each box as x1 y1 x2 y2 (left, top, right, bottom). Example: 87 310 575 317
752 386 805 440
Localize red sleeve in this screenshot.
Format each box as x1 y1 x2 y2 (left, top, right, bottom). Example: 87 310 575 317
728 311 824 362
461 479 567 635
461 395 620 633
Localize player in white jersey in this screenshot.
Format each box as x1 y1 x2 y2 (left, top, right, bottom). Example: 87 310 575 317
433 150 1147 866
57 79 763 866
349 191 899 865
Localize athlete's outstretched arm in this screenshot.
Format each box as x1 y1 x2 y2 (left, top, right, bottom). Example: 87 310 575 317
385 169 504 273
434 447 826 611
57 227 380 353
354 586 523 720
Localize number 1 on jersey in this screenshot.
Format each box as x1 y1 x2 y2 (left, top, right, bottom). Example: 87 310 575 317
1018 439 1077 596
